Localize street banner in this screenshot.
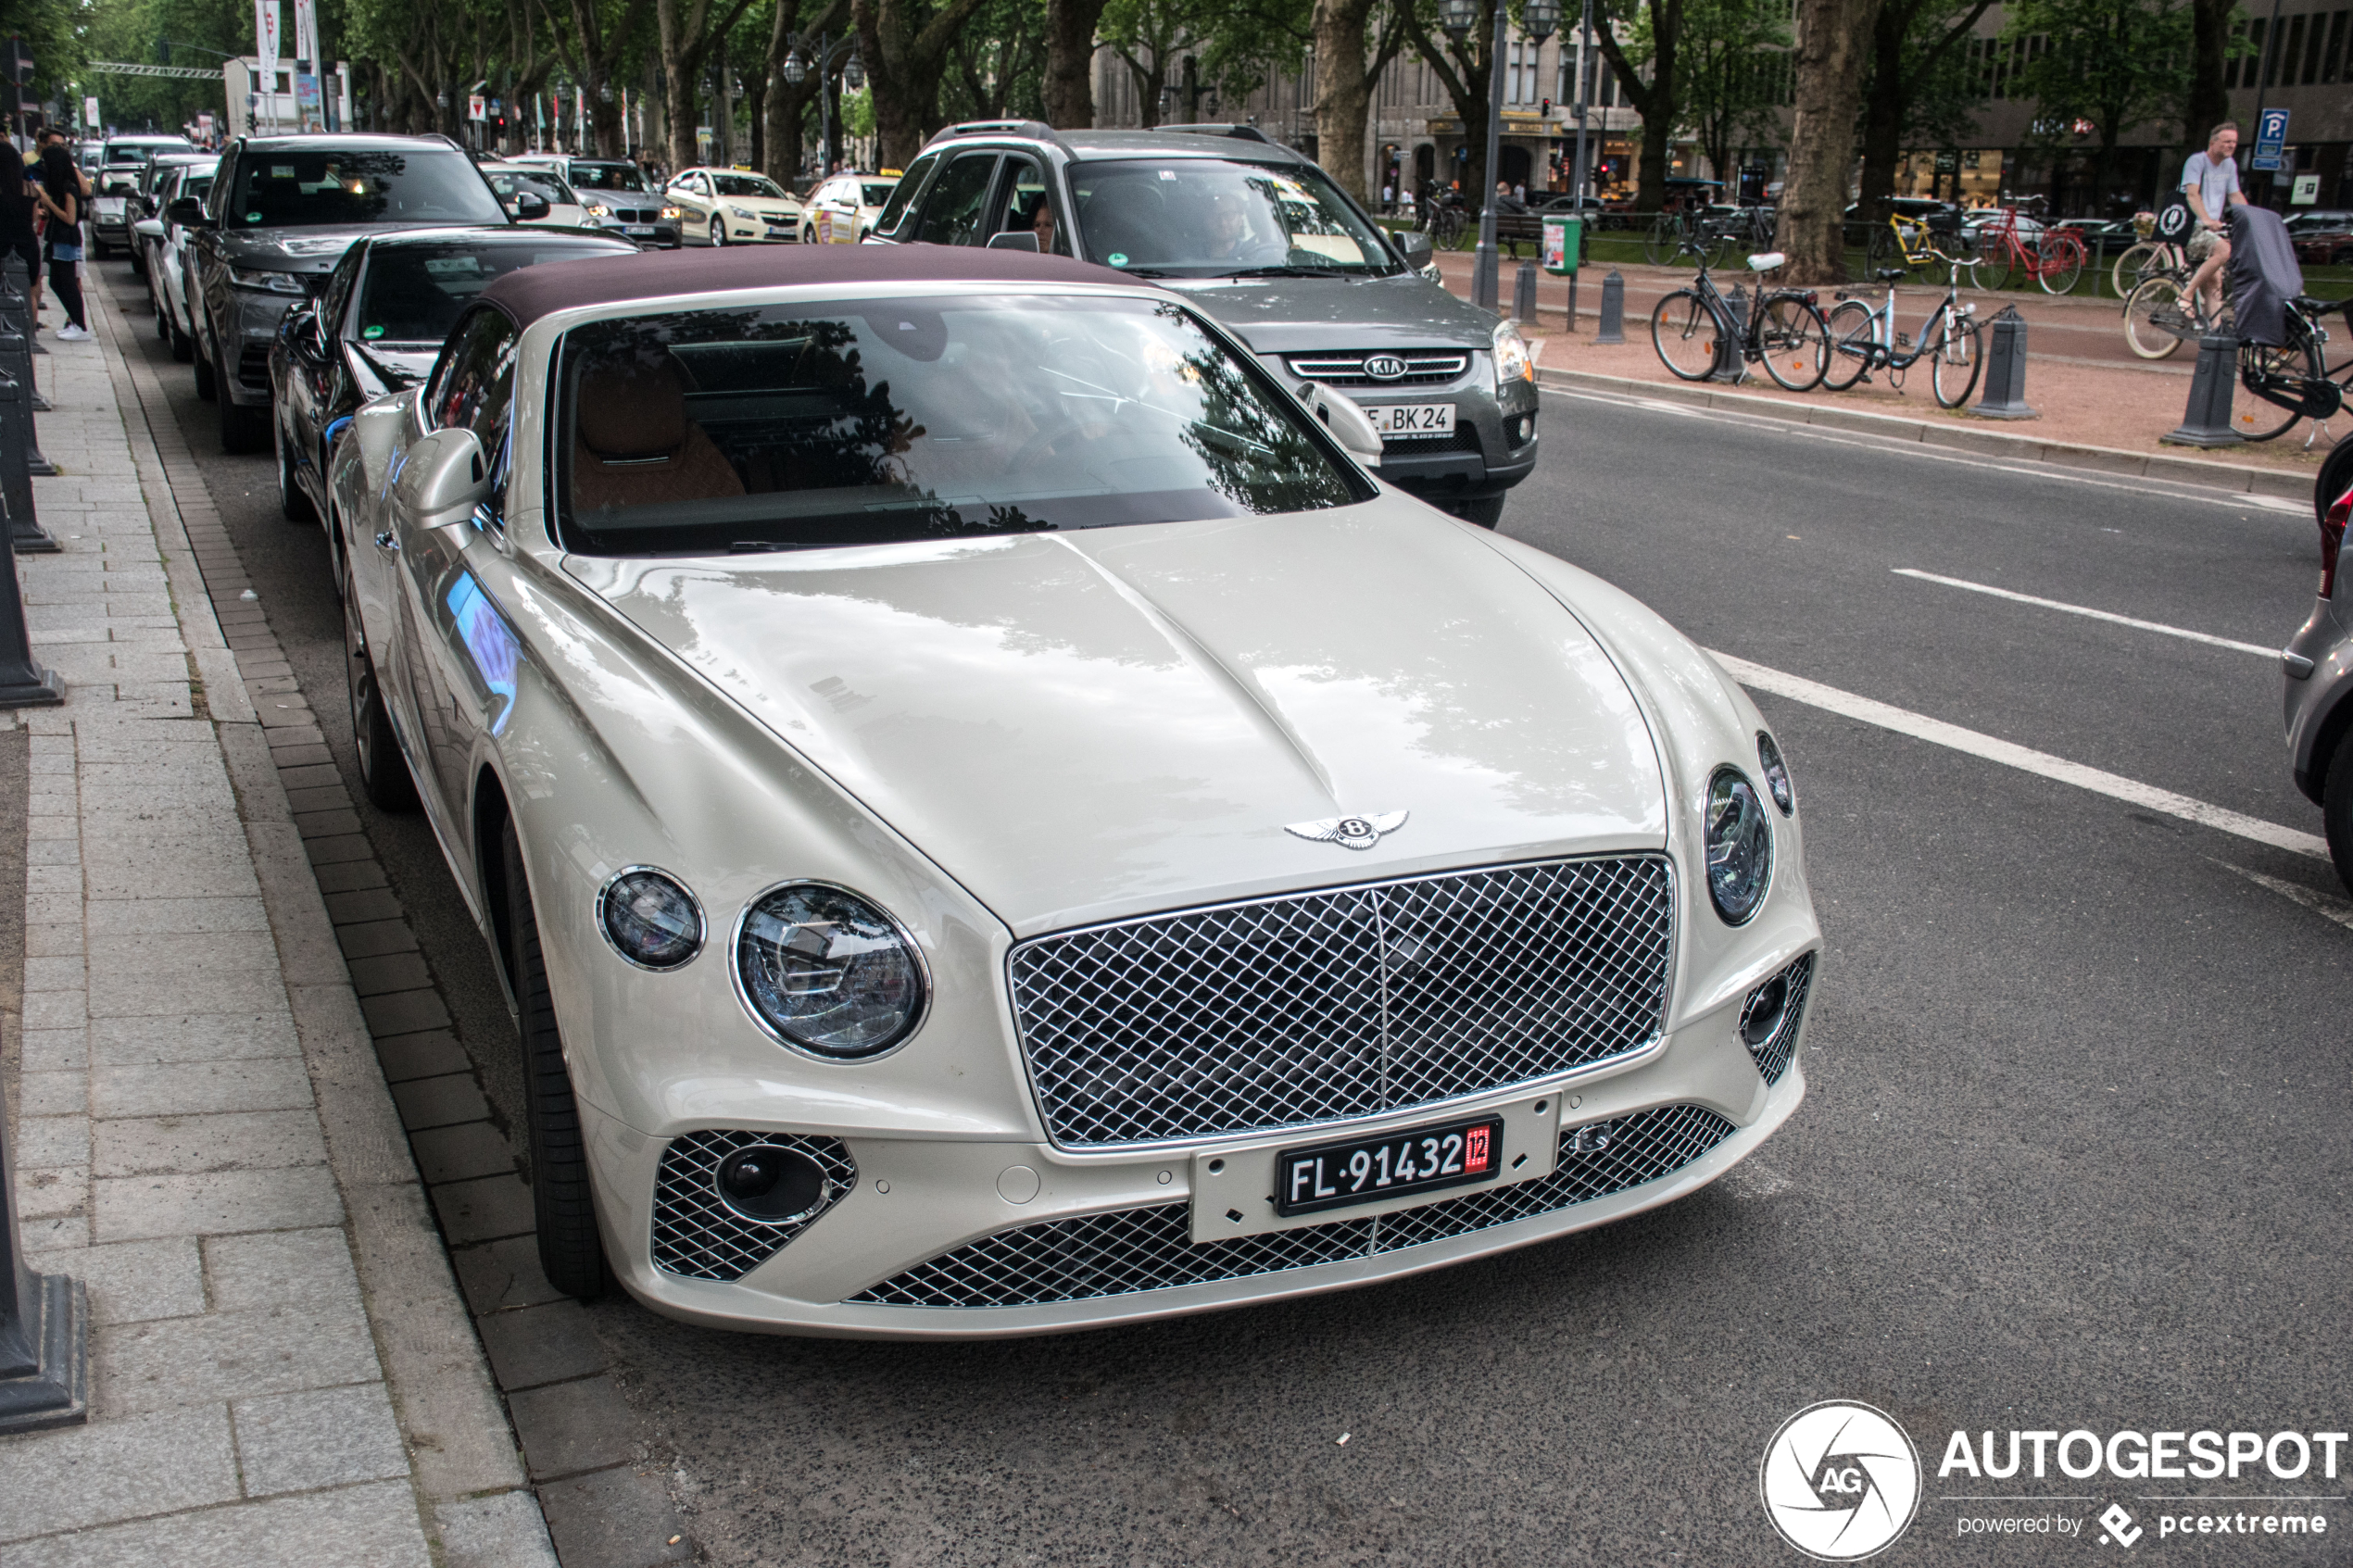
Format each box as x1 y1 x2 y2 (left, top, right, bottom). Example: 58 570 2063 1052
82 96 98 131
293 0 318 66
256 0 281 77
2251 108 2289 172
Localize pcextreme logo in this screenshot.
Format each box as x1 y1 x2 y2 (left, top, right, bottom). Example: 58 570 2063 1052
1761 1400 1925 1561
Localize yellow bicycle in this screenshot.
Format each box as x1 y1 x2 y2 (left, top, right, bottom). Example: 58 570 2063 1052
1867 211 1987 288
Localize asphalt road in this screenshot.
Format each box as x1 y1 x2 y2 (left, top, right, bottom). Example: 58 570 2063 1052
98 260 2353 1567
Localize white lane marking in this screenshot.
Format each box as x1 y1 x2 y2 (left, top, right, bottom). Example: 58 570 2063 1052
2219 862 2353 929
1707 650 2330 861
1542 385 2308 513
1891 568 2281 658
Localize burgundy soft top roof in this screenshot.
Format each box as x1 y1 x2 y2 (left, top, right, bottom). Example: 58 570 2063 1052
477 244 1139 328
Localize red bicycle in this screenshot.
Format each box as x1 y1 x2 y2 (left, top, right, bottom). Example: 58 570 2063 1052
1972 207 2087 295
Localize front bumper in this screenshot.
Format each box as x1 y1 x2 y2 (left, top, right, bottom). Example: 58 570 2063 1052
224 286 305 407
1280 358 1540 503
585 951 1813 1338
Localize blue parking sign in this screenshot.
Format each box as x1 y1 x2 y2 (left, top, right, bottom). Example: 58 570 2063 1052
2251 108 2289 171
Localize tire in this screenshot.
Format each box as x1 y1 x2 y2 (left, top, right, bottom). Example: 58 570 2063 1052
2325 725 2353 897
2123 277 2189 360
192 337 217 400
1975 234 2018 292
2036 233 2085 295
501 819 609 1300
1448 495 1506 528
2233 339 2323 442
1925 310 1982 408
344 567 418 813
1757 295 1829 392
2317 433 2353 522
1651 290 1722 381
276 413 315 523
2110 240 2163 299
710 214 727 247
1821 299 1878 391
1644 212 1680 266
220 389 269 454
169 318 193 362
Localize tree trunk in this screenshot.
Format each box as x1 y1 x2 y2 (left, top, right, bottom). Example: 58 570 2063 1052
1775 0 1882 282
656 0 707 171
1856 1 1907 223
2187 0 2230 147
1044 0 1110 128
1314 0 1379 204
761 0 841 182
1593 0 1680 208
852 0 996 169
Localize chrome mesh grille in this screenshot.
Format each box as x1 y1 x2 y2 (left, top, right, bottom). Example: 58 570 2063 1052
1009 858 1673 1148
1743 952 1815 1087
1284 350 1471 386
848 1103 1734 1309
650 1130 857 1283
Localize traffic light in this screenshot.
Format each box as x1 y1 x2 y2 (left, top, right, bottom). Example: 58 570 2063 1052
1541 97 1552 115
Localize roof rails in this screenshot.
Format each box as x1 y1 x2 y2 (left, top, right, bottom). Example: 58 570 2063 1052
925 119 1071 153
1155 123 1273 144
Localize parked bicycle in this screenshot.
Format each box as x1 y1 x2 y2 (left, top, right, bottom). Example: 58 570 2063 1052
1974 207 2086 295
2121 252 2208 361
2108 211 2189 300
1650 242 1832 392
1423 194 1467 248
1867 209 1985 288
1821 257 1984 408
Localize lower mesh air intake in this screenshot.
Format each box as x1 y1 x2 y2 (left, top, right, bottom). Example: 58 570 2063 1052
651 1130 857 1282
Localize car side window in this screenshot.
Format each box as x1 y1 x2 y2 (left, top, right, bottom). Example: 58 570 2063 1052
319 245 363 345
431 311 519 462
995 156 1062 254
870 150 940 239
914 153 1000 246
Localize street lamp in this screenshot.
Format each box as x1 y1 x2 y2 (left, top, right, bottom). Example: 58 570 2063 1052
778 31 861 177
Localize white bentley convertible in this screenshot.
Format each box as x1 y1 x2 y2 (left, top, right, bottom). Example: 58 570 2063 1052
331 245 1820 1337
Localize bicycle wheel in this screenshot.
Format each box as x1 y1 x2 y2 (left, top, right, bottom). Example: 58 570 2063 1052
1821 299 1878 391
2036 233 2085 295
1867 224 1897 274
2233 339 2325 442
1976 234 2018 291
2110 240 2162 299
1651 289 1724 381
2122 276 2190 360
1645 213 1681 266
1923 309 1982 408
1756 294 1830 391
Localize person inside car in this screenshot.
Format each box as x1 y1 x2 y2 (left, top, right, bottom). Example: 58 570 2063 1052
1202 192 1283 268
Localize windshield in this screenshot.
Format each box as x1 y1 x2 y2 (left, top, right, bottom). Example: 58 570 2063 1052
487 169 575 205
1070 158 1398 278
554 293 1366 557
569 163 648 193
107 140 191 165
225 149 506 229
855 181 896 207
359 241 619 345
712 172 787 199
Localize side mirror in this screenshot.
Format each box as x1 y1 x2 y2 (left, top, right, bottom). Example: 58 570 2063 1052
513 191 550 220
986 230 1040 251
393 427 493 523
167 196 209 228
1299 383 1382 470
1393 229 1434 268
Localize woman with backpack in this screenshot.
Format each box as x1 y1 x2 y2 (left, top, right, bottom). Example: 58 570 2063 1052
33 143 90 341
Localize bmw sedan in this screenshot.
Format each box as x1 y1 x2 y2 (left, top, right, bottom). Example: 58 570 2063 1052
330 244 1819 1338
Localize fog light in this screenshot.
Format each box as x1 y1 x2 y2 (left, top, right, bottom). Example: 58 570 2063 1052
597 867 703 970
714 1145 829 1224
1740 973 1789 1047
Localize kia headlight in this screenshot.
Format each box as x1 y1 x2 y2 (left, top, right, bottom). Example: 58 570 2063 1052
1492 322 1533 388
1703 767 1772 924
735 884 926 1058
228 265 308 295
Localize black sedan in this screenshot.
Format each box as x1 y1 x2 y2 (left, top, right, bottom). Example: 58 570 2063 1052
269 225 635 543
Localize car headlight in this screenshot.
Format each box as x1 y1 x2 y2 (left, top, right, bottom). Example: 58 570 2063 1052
660 205 683 220
1492 322 1533 387
1757 732 1794 815
1703 767 1772 924
735 883 926 1058
729 205 757 220
584 201 612 217
228 265 308 295
598 867 704 970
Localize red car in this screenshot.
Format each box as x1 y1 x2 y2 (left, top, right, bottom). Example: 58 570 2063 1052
2292 228 2353 267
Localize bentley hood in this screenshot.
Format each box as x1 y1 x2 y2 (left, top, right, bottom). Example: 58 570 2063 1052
568 502 1666 935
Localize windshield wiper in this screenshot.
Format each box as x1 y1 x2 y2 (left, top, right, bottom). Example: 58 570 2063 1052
1219 264 1349 279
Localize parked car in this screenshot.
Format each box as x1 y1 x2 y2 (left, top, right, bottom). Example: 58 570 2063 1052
2284 209 2353 239
559 157 682 247
2284 442 2353 892
799 169 898 245
179 132 516 453
90 163 147 258
2291 227 2353 268
665 166 802 245
865 120 1534 526
127 153 215 280
328 241 1820 1336
481 163 590 229
271 225 635 535
146 163 218 361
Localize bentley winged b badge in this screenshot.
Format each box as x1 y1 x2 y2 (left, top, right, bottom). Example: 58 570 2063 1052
1285 810 1409 850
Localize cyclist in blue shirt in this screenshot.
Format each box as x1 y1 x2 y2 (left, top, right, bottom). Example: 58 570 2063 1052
2181 121 2246 323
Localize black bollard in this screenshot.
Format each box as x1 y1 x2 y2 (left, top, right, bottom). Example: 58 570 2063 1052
0 390 62 708
0 376 58 555
1597 270 1627 344
1972 306 2039 420
1512 260 1539 327
2160 333 2244 447
0 262 55 472
1710 285 1749 383
0 893 83 1433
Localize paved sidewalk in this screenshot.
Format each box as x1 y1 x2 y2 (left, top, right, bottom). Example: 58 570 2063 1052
0 291 554 1563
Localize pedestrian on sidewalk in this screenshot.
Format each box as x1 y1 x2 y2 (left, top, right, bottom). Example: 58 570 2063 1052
0 138 37 315
33 144 88 340
2180 122 2246 324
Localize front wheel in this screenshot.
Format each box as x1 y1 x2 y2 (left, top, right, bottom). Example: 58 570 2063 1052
2123 277 2189 360
502 819 609 1300
2110 240 2162 299
192 336 217 400
344 569 418 813
2324 726 2353 897
1821 299 1878 391
1925 311 1982 408
1756 295 1829 392
220 390 269 454
2233 339 2323 442
275 414 315 523
2036 233 2085 295
1975 234 2018 292
1650 289 1722 381
710 214 727 247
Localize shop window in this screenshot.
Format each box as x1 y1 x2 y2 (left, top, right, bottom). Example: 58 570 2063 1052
2323 10 2347 81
